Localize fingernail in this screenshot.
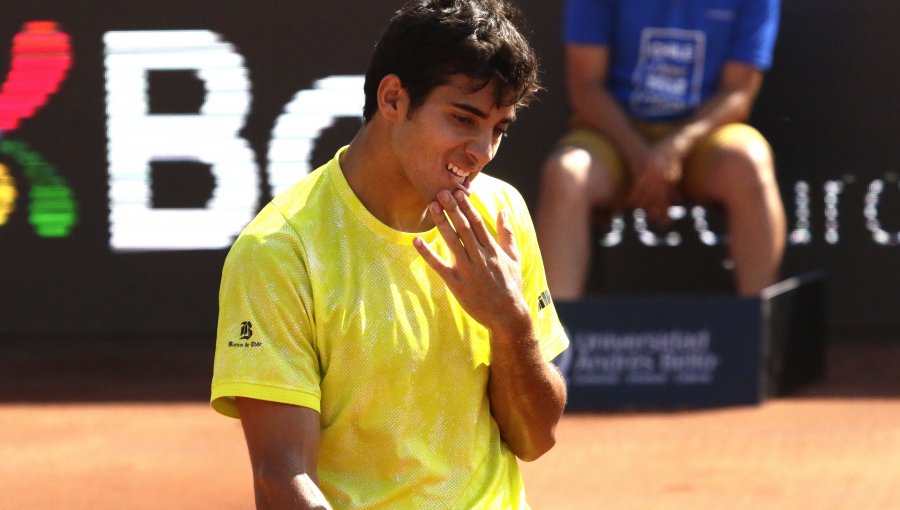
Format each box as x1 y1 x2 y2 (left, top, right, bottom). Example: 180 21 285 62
437 190 451 204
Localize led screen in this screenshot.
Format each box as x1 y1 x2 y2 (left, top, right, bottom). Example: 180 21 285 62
0 0 897 339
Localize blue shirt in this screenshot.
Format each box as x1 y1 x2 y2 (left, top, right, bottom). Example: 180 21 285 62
564 0 780 120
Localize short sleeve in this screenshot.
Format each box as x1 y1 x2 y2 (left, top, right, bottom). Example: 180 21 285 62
505 190 570 362
729 0 780 70
563 0 612 46
210 205 322 418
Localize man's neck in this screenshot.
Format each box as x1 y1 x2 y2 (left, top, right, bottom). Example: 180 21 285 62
339 125 433 233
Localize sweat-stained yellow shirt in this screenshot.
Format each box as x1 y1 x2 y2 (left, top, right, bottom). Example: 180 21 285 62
211 147 569 509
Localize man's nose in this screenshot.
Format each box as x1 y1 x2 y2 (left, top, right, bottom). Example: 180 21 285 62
465 131 494 166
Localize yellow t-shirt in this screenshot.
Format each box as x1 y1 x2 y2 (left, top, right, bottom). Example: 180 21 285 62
211 147 569 509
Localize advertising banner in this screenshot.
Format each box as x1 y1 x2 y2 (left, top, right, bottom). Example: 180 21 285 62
0 1 896 340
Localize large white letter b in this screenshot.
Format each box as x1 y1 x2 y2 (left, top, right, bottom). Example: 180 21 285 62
104 30 257 251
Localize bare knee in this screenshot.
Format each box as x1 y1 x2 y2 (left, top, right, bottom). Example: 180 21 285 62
703 140 778 206
540 146 615 207
541 147 593 200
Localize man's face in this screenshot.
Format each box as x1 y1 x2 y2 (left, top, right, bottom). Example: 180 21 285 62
390 74 516 209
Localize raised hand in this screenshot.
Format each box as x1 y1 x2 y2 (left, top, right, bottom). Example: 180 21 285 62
413 189 531 334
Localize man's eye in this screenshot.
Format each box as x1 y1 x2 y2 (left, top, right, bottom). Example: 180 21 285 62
453 114 473 125
494 127 509 138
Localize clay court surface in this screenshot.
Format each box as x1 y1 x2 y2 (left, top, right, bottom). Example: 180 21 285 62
3 340 899 509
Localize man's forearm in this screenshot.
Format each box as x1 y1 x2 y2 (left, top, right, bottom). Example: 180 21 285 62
668 85 759 158
254 472 332 510
487 320 568 462
670 60 765 156
570 83 647 171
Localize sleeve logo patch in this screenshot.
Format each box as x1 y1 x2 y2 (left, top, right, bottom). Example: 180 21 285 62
239 321 253 339
229 321 263 348
537 289 552 311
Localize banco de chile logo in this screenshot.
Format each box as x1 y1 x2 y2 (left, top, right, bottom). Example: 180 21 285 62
239 321 253 340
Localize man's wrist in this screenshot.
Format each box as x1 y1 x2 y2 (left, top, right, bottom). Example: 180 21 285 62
487 305 535 347
669 120 708 157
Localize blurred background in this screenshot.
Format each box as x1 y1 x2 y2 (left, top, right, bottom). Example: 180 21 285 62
0 0 897 389
1 2 898 508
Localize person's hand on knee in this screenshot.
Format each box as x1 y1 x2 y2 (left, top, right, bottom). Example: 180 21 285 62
628 138 684 225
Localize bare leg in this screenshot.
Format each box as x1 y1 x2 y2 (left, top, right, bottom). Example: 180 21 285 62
696 140 786 296
536 147 615 300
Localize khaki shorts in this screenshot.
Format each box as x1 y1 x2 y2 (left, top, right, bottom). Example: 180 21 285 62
557 121 770 210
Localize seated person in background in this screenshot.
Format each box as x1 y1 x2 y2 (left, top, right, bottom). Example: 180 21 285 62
536 0 786 299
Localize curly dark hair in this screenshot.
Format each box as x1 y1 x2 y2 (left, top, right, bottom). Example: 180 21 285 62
362 0 542 122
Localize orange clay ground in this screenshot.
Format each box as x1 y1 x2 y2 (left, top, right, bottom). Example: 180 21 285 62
2 341 899 509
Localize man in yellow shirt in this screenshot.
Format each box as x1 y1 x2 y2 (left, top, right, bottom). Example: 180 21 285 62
210 0 569 508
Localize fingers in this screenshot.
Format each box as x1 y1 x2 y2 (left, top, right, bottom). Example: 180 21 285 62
422 189 516 272
434 190 493 257
427 199 470 264
626 175 659 211
496 209 520 261
449 190 493 247
627 174 671 224
413 236 452 276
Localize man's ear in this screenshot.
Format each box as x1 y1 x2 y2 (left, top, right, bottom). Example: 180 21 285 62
376 74 406 121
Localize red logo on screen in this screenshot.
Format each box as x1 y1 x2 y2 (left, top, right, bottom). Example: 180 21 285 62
0 21 71 131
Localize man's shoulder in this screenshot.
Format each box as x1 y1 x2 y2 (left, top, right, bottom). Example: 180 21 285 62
469 173 532 227
270 164 333 219
471 172 523 204
229 163 334 254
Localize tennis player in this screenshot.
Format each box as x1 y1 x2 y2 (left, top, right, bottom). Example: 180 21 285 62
210 0 569 507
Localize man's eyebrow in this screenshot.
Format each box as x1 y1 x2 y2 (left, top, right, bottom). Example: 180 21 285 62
451 102 516 124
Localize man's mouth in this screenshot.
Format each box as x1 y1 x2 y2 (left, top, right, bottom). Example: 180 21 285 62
447 163 469 179
447 163 475 192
